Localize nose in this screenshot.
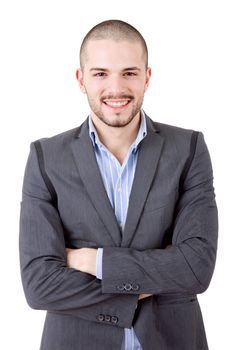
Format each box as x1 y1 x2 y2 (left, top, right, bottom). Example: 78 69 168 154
106 74 126 96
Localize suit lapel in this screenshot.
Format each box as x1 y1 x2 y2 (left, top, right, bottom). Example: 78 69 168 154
121 116 164 247
71 118 122 247
70 115 164 248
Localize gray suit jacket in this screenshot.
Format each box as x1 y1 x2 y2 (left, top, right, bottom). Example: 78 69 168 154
19 115 218 350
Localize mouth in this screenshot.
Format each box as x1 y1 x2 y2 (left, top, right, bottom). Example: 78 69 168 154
102 99 132 109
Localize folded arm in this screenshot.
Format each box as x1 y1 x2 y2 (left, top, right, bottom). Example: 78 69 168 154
66 247 152 300
99 133 218 296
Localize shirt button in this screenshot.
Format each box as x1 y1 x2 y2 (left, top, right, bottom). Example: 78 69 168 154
118 187 122 192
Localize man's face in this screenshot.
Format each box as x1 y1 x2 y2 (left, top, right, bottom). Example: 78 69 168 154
77 39 151 128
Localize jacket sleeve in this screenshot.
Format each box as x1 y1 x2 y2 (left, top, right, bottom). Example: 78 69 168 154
19 142 138 329
101 132 218 295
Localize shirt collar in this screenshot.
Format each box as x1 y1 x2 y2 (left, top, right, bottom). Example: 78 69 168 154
88 110 147 152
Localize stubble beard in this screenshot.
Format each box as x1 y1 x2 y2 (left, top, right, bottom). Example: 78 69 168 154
87 94 144 128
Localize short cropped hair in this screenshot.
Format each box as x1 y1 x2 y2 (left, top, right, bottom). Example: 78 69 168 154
79 19 148 70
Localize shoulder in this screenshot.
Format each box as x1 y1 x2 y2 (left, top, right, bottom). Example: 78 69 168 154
150 119 196 137
146 116 203 158
31 119 87 152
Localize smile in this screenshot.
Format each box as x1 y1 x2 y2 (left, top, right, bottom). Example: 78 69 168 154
103 99 131 108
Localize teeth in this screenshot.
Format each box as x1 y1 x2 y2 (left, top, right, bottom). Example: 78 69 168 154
104 100 129 107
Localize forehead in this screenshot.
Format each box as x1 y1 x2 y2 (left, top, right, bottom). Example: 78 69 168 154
83 39 144 69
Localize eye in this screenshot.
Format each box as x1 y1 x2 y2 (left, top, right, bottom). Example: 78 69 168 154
93 72 107 77
124 71 138 77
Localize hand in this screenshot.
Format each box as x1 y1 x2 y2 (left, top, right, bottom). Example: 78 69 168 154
66 248 97 277
138 293 153 300
66 248 153 298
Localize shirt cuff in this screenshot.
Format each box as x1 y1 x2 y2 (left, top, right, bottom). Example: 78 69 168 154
96 248 103 280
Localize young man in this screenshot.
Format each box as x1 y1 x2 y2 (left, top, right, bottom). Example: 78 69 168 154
19 20 218 350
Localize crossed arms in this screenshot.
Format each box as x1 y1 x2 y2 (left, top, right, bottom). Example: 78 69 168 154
19 132 218 328
66 247 152 300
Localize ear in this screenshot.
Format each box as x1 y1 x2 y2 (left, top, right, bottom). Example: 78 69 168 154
76 69 86 94
144 67 152 92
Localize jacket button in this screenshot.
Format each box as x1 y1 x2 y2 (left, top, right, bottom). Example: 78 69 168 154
111 316 118 324
132 284 139 291
124 283 132 291
105 315 111 322
117 285 125 291
97 314 105 322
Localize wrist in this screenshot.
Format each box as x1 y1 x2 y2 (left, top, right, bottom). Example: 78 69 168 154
85 248 97 276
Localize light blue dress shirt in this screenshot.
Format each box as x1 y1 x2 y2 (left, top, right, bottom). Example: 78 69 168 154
88 111 147 350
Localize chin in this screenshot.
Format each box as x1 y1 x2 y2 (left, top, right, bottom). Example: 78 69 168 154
102 115 136 128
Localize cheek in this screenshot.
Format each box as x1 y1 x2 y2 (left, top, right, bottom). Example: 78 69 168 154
85 81 104 97
133 86 147 98
129 79 147 94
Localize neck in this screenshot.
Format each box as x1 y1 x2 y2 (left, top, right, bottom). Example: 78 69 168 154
90 113 141 159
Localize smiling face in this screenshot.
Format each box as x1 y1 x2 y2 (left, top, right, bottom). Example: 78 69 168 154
77 39 151 128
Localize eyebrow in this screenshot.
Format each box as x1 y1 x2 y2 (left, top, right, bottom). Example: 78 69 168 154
89 67 141 72
122 67 141 72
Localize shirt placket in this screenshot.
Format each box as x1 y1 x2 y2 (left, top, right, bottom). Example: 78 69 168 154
114 162 124 230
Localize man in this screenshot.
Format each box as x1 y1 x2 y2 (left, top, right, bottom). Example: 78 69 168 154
19 20 218 350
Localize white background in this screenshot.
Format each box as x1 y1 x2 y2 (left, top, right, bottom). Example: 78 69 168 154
0 0 232 349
